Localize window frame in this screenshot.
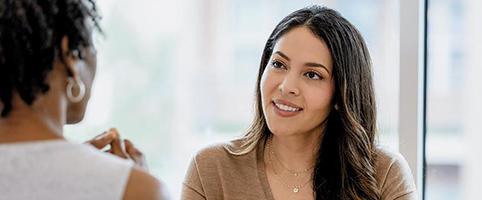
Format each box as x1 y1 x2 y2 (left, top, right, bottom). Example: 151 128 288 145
398 0 427 199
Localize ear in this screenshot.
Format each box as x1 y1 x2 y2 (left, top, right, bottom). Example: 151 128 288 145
60 36 80 79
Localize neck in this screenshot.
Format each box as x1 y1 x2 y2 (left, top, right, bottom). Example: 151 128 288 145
270 127 324 171
0 93 66 143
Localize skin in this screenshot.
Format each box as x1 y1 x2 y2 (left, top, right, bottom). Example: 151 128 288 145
260 26 335 200
0 37 164 200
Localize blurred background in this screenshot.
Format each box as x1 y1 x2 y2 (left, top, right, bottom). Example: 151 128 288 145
425 0 482 199
63 0 481 199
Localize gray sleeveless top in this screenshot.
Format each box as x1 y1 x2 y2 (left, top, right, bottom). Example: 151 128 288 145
0 140 133 200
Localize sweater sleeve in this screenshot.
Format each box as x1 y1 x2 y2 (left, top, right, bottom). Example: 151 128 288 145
393 191 418 200
378 149 418 200
181 157 206 200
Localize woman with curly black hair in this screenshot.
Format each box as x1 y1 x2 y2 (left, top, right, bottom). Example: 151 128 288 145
0 0 165 199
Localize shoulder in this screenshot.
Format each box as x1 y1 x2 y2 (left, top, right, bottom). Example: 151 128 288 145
81 144 167 199
2 141 166 199
193 138 253 165
188 138 258 178
123 167 167 200
193 142 230 161
374 147 417 199
182 139 259 198
374 147 411 171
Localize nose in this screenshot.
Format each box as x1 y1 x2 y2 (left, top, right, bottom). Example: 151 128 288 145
279 73 300 97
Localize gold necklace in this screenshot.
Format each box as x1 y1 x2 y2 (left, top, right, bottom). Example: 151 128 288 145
271 146 314 177
266 138 313 194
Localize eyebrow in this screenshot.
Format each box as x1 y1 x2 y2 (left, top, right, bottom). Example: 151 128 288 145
273 51 331 75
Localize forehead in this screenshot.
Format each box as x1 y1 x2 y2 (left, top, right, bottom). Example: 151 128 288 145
272 26 333 70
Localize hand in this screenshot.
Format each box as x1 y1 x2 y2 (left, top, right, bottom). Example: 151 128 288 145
86 128 148 171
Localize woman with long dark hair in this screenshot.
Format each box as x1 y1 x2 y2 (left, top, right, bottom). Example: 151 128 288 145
182 6 416 200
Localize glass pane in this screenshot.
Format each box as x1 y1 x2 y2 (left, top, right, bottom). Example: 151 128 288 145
425 0 482 199
64 0 400 198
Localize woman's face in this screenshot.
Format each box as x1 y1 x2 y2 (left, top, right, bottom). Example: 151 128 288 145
66 45 97 124
260 26 335 137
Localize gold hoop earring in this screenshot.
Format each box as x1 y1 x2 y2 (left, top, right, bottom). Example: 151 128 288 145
66 77 86 103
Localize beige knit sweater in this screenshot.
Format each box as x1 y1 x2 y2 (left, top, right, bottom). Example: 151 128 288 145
182 139 417 200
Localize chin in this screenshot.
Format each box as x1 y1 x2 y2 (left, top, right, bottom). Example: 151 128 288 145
66 105 87 124
66 97 90 124
267 124 296 136
66 112 85 124
271 131 297 137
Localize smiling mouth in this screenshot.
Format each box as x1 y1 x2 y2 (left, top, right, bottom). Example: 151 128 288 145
272 101 303 112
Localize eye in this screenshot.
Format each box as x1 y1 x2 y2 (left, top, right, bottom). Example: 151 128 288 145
304 71 322 80
271 60 286 69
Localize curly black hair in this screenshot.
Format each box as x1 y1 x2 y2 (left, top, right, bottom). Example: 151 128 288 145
0 0 101 117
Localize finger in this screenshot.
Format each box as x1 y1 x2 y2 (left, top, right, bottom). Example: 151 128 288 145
124 139 148 170
124 139 142 158
124 139 134 152
86 131 116 149
109 128 128 158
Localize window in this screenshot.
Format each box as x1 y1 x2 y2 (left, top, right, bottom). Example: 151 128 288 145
425 0 482 199
65 0 402 198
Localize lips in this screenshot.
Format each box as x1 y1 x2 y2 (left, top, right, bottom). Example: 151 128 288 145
273 99 303 111
271 99 303 117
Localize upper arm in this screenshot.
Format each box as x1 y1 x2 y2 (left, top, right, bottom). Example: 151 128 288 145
379 152 418 200
123 167 166 200
393 191 418 200
182 183 206 200
181 157 206 200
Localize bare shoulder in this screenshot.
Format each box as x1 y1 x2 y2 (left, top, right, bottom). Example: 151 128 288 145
374 147 417 199
123 166 167 200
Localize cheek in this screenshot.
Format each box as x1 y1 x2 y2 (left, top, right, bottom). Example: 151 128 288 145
77 61 96 101
260 70 273 101
85 58 97 84
305 87 334 114
84 48 97 80
80 64 95 86
89 54 97 77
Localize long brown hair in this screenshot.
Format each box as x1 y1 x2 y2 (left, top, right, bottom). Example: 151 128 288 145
233 6 380 199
